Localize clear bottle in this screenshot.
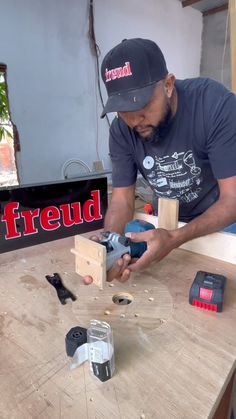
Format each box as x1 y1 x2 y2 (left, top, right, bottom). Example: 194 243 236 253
87 319 115 382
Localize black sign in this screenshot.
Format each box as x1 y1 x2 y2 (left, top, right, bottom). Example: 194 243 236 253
0 177 107 253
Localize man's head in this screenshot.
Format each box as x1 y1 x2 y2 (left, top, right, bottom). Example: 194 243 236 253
101 38 176 141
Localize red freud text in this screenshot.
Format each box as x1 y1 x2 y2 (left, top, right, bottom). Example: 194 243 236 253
1 190 102 240
105 62 132 82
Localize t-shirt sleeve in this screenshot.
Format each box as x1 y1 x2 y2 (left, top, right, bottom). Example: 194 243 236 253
207 91 236 179
109 117 138 187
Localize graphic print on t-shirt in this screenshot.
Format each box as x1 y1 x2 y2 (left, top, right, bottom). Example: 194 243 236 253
143 150 202 203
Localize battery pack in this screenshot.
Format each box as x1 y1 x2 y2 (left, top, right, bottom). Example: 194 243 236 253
189 271 227 312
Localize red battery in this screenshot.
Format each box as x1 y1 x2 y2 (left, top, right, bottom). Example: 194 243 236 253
189 271 227 312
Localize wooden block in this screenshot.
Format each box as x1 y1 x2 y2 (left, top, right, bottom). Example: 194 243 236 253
179 227 236 264
157 198 179 230
71 235 106 289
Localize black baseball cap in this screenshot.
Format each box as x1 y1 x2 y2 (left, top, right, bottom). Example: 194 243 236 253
101 38 168 118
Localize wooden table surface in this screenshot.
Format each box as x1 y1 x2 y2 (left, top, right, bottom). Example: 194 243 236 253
0 236 236 419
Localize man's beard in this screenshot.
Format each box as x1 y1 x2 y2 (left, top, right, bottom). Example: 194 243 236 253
134 103 174 144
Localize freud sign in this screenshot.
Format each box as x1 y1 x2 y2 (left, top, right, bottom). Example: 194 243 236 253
0 177 107 253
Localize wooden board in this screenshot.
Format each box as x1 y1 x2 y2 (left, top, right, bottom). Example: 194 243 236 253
71 235 106 289
157 198 179 230
0 237 236 418
135 212 236 264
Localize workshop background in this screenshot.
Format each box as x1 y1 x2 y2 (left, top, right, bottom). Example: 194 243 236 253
0 1 236 418
0 0 230 184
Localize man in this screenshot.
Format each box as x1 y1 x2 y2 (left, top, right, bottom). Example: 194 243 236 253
84 37 236 285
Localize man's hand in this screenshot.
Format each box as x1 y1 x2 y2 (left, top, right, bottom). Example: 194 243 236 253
82 234 133 285
83 228 177 285
125 228 177 272
83 253 132 284
107 253 132 282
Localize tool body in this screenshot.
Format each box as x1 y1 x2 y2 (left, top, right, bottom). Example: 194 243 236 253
100 219 155 271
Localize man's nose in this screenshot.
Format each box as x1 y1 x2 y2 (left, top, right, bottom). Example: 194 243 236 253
126 113 144 129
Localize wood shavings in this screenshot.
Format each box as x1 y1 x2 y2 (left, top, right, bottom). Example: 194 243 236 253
104 310 110 315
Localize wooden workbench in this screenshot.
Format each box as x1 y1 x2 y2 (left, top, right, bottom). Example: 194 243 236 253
0 236 236 419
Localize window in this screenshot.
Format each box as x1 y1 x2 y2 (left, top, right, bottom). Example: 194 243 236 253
0 64 19 186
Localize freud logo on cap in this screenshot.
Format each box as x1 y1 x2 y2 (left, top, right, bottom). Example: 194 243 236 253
105 62 132 82
100 38 168 118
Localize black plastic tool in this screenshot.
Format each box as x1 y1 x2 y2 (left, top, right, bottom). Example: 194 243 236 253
65 326 87 357
45 273 77 305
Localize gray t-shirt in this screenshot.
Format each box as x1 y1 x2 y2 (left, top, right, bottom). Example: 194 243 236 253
109 78 236 222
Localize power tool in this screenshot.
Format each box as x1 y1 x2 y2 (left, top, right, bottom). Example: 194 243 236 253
189 271 227 312
100 219 155 271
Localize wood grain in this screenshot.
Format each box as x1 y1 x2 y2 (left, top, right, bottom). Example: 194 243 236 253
71 235 106 289
158 198 179 230
0 237 236 418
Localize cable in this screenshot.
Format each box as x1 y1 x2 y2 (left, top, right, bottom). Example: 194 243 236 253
61 159 91 179
88 0 111 129
94 69 101 161
89 3 101 161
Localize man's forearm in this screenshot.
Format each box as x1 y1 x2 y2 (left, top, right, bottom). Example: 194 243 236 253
171 197 236 248
104 200 134 234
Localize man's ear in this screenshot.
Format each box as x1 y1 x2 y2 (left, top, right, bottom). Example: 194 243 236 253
164 74 176 98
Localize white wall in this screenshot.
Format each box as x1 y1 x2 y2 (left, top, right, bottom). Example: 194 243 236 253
201 11 230 89
0 0 202 185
